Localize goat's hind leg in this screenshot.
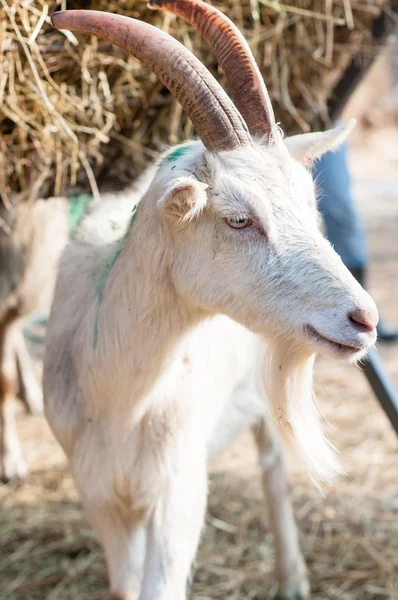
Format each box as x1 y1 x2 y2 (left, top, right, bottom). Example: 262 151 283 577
252 418 310 600
0 325 27 482
14 326 43 416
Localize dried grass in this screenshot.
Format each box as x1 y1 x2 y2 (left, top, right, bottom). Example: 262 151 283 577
0 0 387 201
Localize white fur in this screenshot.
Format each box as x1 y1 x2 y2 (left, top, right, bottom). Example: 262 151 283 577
44 128 378 600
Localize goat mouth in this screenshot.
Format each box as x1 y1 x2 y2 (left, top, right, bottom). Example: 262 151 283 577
304 325 363 356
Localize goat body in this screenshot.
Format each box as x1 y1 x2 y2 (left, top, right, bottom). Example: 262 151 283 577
45 140 377 600
45 8 379 600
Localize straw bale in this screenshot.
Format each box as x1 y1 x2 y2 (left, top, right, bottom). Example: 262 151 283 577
0 0 388 200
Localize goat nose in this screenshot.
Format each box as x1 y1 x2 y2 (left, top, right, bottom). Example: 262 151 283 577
349 308 378 333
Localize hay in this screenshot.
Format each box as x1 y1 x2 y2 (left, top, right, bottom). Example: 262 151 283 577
0 0 387 200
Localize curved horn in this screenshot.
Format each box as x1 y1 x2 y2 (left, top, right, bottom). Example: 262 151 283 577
51 10 252 151
149 0 276 140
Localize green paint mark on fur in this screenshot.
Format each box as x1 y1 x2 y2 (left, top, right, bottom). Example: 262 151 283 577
92 203 140 349
68 194 91 236
164 144 193 163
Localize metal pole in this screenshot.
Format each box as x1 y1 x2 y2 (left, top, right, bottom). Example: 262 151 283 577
360 348 398 435
328 9 393 122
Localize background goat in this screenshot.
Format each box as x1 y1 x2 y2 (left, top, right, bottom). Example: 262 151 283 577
44 7 379 600
0 199 68 482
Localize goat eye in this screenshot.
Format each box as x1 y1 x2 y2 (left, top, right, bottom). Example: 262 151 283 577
226 215 252 229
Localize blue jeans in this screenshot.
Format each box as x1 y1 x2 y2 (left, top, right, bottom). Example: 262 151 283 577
313 142 368 270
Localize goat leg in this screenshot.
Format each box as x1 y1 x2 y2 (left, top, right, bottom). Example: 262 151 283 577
139 453 207 600
81 496 146 600
252 418 310 600
0 324 28 482
14 326 43 416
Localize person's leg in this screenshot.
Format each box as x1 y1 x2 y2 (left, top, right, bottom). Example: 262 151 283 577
314 142 398 342
314 141 368 269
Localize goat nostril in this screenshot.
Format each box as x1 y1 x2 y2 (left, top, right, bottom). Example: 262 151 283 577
349 309 377 333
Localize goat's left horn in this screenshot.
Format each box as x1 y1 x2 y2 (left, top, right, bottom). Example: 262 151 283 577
149 0 276 141
51 10 252 152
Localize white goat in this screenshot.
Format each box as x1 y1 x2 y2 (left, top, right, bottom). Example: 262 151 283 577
44 7 378 600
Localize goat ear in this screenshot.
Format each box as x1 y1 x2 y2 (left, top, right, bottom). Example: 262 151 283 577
159 177 208 223
284 119 356 166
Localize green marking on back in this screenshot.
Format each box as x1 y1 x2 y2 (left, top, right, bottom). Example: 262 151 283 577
68 194 92 237
163 144 193 163
92 203 140 349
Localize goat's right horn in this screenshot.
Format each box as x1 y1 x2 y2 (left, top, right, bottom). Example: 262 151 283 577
148 0 276 141
51 10 252 152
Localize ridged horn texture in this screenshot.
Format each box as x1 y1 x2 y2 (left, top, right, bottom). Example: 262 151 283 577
149 0 276 140
51 10 252 152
